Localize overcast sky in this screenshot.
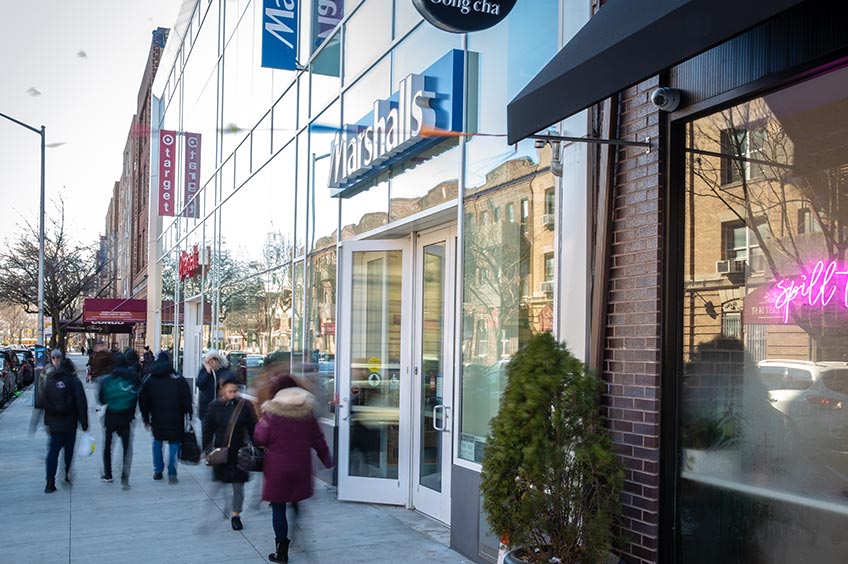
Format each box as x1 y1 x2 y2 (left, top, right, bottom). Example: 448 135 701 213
0 1 181 248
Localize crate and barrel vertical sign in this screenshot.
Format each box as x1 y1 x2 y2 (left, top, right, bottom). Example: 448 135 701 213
262 0 299 70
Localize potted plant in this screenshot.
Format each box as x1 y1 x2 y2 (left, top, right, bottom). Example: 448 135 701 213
681 412 741 474
481 332 624 564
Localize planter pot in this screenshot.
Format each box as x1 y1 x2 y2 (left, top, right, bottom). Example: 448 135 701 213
504 547 624 564
683 448 740 474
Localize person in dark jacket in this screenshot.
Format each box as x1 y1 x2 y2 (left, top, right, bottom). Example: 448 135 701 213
138 352 192 483
202 375 257 530
196 349 234 423
254 375 333 563
123 348 142 380
42 349 89 493
97 353 141 488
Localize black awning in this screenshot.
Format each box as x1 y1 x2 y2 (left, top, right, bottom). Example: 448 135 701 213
506 0 804 144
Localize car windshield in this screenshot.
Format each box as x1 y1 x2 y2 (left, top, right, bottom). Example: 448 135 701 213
246 357 263 367
758 366 813 391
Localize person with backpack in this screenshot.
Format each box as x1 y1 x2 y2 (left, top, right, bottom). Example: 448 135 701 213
42 349 89 493
98 353 141 488
138 351 192 484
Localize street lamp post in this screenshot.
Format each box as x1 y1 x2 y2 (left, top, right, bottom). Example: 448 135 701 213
0 112 46 347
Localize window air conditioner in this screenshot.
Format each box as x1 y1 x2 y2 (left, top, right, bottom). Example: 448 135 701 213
540 281 554 294
716 260 746 274
541 214 555 229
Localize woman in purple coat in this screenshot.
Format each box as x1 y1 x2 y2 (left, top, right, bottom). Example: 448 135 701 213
255 375 333 563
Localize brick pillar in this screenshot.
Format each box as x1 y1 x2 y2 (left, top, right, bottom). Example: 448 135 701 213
603 76 663 564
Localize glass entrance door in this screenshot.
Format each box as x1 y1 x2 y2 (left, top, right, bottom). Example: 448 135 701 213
412 227 455 524
338 239 412 504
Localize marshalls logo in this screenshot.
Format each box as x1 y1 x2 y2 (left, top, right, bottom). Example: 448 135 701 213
413 0 517 33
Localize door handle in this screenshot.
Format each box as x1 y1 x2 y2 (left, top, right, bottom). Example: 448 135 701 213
342 397 349 420
433 404 444 431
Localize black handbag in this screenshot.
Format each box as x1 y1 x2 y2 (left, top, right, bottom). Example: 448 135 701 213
207 400 244 465
179 418 201 464
237 441 265 472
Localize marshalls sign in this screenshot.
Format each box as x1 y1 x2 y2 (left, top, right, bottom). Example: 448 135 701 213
412 0 517 33
262 0 299 70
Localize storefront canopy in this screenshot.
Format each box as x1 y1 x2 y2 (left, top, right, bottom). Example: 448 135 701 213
83 298 147 323
506 0 804 144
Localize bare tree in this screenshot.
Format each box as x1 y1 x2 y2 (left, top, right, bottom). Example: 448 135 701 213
0 200 102 350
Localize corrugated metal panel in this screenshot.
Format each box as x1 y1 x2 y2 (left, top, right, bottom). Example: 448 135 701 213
671 2 848 105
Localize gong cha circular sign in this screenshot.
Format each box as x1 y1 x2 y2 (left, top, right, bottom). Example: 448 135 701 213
412 0 518 33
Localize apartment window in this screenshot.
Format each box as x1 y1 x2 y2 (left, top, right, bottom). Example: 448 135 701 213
544 188 555 216
721 312 742 339
506 203 515 223
544 252 554 281
480 210 489 225
720 125 767 184
797 208 823 234
493 207 500 222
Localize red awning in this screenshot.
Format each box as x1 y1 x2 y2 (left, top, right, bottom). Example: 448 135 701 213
83 298 147 323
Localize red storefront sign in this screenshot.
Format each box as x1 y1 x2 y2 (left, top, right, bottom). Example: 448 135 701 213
184 132 201 218
83 298 147 323
178 245 201 281
158 130 177 216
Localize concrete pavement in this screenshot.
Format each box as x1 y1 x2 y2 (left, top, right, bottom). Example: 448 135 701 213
0 353 468 564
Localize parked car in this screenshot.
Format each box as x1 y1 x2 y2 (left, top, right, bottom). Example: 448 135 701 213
0 348 21 391
0 355 14 407
244 354 265 388
757 359 848 446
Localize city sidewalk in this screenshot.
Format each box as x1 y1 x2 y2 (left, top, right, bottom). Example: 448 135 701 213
0 359 468 564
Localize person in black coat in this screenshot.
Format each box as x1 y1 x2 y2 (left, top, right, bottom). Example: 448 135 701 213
196 350 234 422
139 352 192 483
202 375 257 531
42 349 89 493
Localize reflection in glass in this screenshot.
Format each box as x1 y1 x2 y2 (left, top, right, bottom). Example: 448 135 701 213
306 248 337 420
420 243 445 492
459 147 555 464
348 250 402 479
679 66 848 564
343 0 392 85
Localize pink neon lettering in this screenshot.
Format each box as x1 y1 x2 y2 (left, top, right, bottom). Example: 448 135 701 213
772 260 848 323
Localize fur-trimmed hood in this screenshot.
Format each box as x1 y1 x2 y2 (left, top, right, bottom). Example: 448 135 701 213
261 387 316 419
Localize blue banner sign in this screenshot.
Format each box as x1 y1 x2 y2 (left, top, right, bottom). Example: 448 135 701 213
262 0 299 70
328 49 467 198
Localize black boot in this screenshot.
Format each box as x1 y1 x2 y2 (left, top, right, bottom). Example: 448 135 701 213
268 538 289 563
44 480 57 494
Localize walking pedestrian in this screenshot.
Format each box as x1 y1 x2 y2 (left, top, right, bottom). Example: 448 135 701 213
138 352 192 483
41 349 89 493
202 375 257 530
98 353 141 488
254 375 333 563
196 350 234 422
141 346 155 374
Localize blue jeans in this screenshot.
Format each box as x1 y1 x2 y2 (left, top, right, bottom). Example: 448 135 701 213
46 429 77 482
271 502 298 541
152 439 180 476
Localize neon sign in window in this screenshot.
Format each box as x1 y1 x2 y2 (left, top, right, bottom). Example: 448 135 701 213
773 260 848 323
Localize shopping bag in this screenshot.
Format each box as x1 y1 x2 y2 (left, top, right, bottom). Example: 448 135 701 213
78 432 96 457
179 419 201 464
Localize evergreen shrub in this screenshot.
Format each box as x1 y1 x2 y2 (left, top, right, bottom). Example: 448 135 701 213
481 332 624 564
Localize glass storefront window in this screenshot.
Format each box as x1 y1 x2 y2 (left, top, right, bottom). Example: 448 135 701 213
457 0 559 465
343 0 392 85
305 248 337 420
310 100 340 251
679 65 848 563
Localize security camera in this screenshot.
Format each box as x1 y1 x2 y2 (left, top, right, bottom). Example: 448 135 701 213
650 88 681 112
